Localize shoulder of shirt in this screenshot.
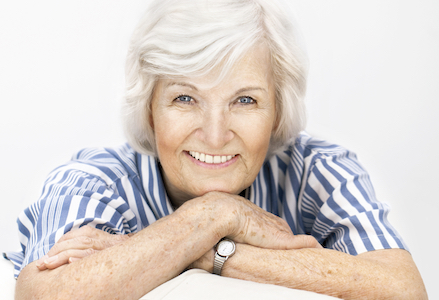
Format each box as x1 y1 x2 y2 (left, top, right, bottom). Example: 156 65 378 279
269 132 354 162
54 143 150 182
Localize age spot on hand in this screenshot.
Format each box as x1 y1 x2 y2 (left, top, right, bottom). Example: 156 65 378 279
105 260 113 269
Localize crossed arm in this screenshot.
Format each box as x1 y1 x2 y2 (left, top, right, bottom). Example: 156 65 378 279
15 192 427 300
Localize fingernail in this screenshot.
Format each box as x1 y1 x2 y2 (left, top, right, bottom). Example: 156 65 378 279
44 255 58 265
36 255 49 267
69 257 80 263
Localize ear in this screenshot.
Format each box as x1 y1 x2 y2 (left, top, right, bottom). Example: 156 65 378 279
149 81 160 131
272 100 281 133
273 113 280 132
149 109 154 131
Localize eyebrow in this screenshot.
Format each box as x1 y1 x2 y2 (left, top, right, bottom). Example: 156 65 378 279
165 82 267 95
165 82 199 91
234 87 267 95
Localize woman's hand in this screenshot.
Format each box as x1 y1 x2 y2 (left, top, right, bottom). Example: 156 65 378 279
35 226 130 270
189 191 321 251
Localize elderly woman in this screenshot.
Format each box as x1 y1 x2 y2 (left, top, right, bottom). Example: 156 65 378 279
8 0 426 299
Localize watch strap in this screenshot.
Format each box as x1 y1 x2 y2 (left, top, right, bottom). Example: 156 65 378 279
213 252 228 275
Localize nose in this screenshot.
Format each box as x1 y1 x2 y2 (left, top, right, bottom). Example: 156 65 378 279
196 106 234 149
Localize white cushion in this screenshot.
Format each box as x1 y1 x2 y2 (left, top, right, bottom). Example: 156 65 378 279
0 257 16 300
142 269 338 300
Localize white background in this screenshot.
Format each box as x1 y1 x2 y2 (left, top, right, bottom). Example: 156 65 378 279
0 0 437 298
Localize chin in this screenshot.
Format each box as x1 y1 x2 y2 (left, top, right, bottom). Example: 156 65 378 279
194 184 241 197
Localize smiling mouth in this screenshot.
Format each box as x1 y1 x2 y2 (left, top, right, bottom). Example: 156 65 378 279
188 151 237 164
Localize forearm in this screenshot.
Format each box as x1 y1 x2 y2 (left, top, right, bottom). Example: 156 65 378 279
221 244 427 300
16 197 225 300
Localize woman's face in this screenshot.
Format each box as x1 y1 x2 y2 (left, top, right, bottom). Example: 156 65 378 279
151 45 276 207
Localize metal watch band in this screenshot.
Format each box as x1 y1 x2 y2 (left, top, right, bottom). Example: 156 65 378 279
213 238 235 275
213 253 228 275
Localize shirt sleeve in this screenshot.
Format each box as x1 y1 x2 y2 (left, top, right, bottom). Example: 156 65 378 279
299 145 408 255
6 162 138 278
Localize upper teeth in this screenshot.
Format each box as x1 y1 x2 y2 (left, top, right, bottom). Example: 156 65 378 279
189 151 235 164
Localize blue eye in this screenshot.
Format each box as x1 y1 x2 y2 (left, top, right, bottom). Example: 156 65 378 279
238 96 255 104
175 95 193 103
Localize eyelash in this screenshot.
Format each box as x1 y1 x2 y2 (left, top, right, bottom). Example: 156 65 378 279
237 96 256 105
173 95 257 105
174 95 194 104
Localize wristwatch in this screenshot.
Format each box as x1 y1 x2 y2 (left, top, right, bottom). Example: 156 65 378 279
213 238 236 275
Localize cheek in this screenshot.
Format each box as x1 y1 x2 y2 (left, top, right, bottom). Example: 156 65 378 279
234 113 274 158
154 121 178 157
153 110 195 154
152 109 175 155
249 127 272 157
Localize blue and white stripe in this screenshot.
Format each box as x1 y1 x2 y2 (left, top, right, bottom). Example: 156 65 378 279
5 133 407 278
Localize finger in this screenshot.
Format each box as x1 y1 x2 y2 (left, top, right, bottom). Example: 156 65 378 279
232 211 310 250
68 257 81 264
36 255 49 271
230 213 294 248
285 234 323 249
43 248 98 270
48 234 126 257
47 236 96 257
37 236 92 269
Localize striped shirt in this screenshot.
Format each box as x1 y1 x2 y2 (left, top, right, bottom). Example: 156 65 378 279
5 133 407 278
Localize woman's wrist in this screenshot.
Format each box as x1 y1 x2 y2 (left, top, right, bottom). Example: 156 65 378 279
177 191 239 242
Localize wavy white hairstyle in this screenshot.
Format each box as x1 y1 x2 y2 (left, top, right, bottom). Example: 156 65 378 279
122 0 308 156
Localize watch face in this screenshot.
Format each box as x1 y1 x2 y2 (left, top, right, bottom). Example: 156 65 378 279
217 240 235 256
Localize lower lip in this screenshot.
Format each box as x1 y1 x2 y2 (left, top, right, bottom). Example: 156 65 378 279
185 151 239 169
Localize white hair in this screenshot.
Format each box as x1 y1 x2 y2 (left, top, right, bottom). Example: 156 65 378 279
122 0 308 156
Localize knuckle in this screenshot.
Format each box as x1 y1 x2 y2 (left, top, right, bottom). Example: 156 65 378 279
53 250 75 265
85 248 96 256
76 236 94 247
79 225 94 235
62 249 75 258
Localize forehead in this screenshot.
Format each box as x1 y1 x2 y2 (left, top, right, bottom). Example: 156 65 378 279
158 44 273 91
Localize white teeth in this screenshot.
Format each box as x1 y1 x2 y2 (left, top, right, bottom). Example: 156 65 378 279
188 151 236 164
